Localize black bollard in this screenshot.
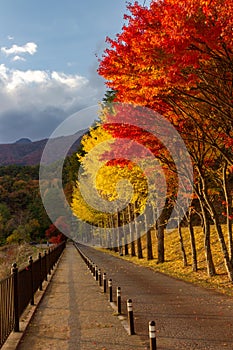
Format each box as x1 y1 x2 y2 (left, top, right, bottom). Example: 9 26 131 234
103 273 107 293
108 279 113 302
95 265 98 281
149 321 156 350
127 299 135 335
117 287 121 314
98 269 102 286
90 261 93 273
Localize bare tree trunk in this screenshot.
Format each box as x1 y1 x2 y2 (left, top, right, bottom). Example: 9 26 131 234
133 203 143 259
117 211 123 255
157 212 165 263
179 204 198 272
200 172 233 282
223 161 233 266
144 212 153 260
128 205 136 256
188 219 198 272
195 174 216 277
108 215 114 250
178 219 188 267
99 219 103 247
200 202 216 277
136 236 143 259
213 215 233 281
134 220 143 259
111 214 118 253
122 211 128 255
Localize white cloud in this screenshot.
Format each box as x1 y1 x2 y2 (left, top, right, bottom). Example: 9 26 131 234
51 71 87 88
12 55 26 62
1 42 37 56
7 69 49 90
0 64 8 82
0 66 89 91
7 35 14 41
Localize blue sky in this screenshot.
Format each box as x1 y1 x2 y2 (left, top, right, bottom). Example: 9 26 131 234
0 1 145 143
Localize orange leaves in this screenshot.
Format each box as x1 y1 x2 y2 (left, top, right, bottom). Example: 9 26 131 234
98 0 233 158
99 0 233 108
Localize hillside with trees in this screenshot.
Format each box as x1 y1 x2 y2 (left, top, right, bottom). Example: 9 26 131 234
0 157 77 247
0 165 50 245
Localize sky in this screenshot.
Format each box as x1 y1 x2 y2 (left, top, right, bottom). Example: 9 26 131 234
0 1 145 144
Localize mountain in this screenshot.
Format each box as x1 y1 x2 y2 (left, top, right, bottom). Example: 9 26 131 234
15 138 33 144
0 130 87 166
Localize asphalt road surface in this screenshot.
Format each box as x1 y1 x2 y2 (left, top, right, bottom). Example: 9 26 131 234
77 243 233 350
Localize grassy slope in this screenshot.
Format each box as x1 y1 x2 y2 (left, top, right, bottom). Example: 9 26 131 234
102 224 233 296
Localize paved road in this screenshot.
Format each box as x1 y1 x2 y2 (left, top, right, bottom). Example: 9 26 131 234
16 243 145 350
77 243 233 349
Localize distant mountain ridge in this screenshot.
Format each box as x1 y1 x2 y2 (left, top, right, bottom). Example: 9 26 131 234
15 138 33 144
0 130 87 166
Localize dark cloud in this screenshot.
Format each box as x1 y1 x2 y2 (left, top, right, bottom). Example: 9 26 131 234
0 64 106 143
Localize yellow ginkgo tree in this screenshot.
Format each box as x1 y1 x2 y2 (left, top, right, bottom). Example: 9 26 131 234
71 121 154 255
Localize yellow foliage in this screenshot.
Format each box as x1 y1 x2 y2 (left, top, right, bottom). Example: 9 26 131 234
72 123 150 226
95 162 148 211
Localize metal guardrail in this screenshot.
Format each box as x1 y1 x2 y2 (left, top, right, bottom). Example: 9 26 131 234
0 241 66 348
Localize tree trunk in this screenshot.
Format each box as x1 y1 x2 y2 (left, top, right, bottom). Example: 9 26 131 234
195 173 216 277
117 211 123 255
111 214 118 253
108 215 113 250
122 211 128 255
213 215 233 281
200 171 233 282
133 204 143 259
200 203 216 277
144 212 153 260
134 219 143 259
223 162 233 266
188 219 198 272
136 236 143 259
124 240 129 255
178 220 188 267
157 213 165 263
128 205 136 256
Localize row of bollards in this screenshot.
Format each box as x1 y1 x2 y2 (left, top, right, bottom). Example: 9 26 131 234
74 243 157 350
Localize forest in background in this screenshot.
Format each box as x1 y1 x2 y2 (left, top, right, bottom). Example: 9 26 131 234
0 158 76 247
